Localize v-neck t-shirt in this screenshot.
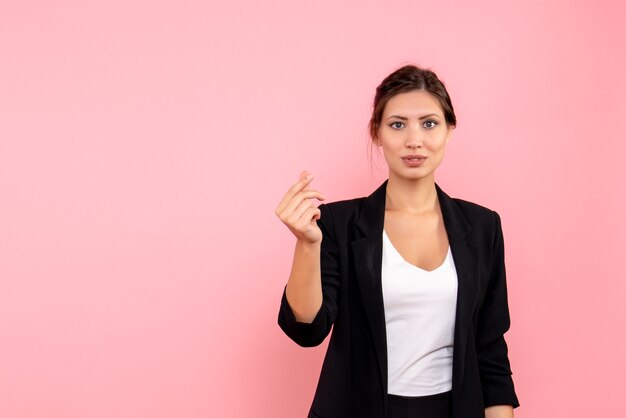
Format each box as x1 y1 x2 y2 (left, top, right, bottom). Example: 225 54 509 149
381 228 458 396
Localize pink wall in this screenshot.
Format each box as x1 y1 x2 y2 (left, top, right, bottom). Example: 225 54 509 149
1 1 625 417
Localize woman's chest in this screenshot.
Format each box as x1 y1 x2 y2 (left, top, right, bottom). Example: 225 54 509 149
383 210 450 272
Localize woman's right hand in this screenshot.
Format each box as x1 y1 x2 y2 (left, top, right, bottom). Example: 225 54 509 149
275 170 327 244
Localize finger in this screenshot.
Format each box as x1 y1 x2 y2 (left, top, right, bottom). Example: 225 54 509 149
300 170 311 191
280 189 326 219
286 198 316 229
275 181 326 216
275 173 317 214
277 188 324 219
294 206 321 232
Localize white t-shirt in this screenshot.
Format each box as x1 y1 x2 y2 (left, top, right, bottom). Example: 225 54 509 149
381 229 458 396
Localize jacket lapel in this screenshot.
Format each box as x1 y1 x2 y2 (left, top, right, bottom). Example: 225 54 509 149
350 181 388 395
350 179 480 408
434 181 481 409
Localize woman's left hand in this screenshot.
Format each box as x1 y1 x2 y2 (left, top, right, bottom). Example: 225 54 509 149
485 405 514 418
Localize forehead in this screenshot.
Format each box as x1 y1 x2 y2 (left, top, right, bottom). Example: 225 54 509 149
383 90 444 116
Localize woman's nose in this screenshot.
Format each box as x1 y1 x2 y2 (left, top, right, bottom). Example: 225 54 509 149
406 126 424 148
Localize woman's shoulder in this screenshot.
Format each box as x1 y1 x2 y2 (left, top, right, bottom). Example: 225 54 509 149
449 196 503 240
316 197 365 228
320 196 366 213
313 194 370 236
451 196 497 217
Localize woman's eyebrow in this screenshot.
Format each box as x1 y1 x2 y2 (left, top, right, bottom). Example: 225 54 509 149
386 113 440 120
420 113 441 119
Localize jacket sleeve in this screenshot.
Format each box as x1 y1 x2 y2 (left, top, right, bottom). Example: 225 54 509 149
476 210 521 408
277 203 341 347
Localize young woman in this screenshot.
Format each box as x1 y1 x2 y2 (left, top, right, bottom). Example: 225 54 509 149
275 65 520 418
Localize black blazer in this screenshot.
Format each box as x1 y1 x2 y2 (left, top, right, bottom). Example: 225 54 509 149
278 179 520 418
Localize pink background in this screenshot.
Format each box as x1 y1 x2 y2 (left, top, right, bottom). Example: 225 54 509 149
1 1 625 417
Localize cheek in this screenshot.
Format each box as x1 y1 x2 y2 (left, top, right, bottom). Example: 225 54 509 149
431 133 449 148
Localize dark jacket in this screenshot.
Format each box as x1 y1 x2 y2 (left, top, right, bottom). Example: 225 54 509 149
278 179 520 418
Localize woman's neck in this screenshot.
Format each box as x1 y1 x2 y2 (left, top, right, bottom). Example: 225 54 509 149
385 173 438 214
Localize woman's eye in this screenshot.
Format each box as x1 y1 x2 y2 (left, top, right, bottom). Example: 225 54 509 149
390 121 405 129
424 120 438 129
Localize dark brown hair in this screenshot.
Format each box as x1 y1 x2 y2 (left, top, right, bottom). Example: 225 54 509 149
368 64 457 143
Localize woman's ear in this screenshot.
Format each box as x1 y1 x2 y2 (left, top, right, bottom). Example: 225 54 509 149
445 125 455 144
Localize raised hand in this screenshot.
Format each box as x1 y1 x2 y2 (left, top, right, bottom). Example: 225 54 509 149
275 170 326 244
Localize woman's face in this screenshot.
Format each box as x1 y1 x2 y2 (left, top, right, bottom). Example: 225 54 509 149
375 90 454 183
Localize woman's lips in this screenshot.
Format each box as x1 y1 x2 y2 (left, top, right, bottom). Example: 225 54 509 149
402 156 427 167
